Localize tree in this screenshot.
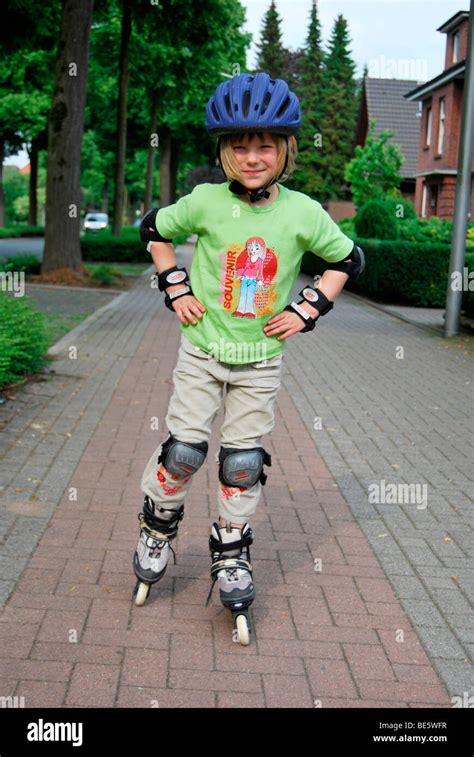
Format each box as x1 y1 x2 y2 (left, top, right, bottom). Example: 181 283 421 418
130 0 250 208
318 14 358 200
255 0 286 78
112 0 132 236
0 0 60 226
43 0 94 273
344 121 404 207
289 0 326 196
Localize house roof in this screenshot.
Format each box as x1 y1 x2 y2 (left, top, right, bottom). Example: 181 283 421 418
364 78 422 178
437 10 469 34
404 61 466 100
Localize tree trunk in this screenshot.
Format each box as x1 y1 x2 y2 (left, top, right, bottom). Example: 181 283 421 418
0 141 6 227
112 0 132 236
27 138 38 226
43 0 94 273
159 124 172 208
169 134 179 204
122 186 128 226
128 193 134 225
144 89 158 210
101 180 108 213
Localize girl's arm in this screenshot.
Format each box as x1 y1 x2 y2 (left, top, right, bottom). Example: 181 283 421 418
148 241 186 295
299 269 349 318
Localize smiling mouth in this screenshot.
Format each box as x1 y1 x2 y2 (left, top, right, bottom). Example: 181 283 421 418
244 170 263 174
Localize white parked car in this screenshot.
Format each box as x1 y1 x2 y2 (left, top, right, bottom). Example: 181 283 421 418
83 212 109 231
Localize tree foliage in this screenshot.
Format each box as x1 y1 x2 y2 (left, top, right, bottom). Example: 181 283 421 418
345 121 404 207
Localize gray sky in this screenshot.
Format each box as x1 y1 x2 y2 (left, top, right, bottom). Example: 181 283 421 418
242 0 466 80
5 0 467 168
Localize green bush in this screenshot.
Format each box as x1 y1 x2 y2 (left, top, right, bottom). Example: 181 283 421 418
382 196 417 221
0 255 42 275
354 200 399 240
0 291 50 389
0 226 44 238
90 264 116 285
302 238 461 307
337 217 355 237
398 216 454 245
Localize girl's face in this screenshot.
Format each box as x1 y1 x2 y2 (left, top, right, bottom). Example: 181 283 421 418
231 133 279 188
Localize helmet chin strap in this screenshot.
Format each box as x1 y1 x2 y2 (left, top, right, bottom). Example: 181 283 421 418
216 136 289 203
228 181 272 203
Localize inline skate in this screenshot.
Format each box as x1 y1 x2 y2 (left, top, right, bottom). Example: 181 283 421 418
133 494 184 606
206 521 255 645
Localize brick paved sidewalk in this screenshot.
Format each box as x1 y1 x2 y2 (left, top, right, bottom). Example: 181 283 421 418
0 261 461 708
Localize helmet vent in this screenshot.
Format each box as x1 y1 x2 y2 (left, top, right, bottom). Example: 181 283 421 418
211 102 220 121
276 96 291 118
224 93 232 117
261 91 272 115
242 89 251 117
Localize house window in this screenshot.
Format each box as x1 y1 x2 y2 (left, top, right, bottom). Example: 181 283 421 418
452 31 459 63
437 98 445 154
430 185 439 215
426 107 432 146
421 183 428 218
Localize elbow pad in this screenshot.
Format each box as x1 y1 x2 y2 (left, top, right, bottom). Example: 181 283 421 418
140 207 172 244
325 244 365 280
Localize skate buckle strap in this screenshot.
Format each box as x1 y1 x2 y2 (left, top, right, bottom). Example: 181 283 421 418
209 534 253 553
138 513 181 544
206 558 252 607
210 557 252 576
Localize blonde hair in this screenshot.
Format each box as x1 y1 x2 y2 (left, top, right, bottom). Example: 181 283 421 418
218 132 297 184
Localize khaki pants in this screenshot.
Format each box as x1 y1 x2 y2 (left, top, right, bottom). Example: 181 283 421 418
141 333 283 524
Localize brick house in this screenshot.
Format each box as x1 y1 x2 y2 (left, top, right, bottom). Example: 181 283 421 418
405 10 473 219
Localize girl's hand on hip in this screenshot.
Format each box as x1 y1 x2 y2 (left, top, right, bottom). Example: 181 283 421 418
263 311 306 340
172 295 206 326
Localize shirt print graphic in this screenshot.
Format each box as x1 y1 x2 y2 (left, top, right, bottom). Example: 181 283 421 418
220 236 278 318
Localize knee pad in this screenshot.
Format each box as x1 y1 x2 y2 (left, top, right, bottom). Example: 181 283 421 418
158 433 208 477
218 446 272 488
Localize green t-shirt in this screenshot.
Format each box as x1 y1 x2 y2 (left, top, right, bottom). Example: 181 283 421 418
155 182 353 364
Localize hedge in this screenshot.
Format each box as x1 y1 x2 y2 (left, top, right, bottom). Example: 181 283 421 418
301 238 474 309
0 226 44 238
81 233 189 263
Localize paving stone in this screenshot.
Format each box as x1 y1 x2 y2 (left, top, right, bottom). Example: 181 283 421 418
0 259 471 708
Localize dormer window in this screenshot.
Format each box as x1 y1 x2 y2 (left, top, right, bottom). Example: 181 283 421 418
452 31 459 63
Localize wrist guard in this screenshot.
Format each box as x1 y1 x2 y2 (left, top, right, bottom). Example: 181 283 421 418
155 266 190 292
283 287 334 333
298 286 334 316
164 285 194 312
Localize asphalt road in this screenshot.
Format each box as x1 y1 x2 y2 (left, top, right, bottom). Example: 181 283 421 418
0 237 44 259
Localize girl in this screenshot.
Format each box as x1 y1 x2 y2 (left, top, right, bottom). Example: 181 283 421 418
133 72 364 644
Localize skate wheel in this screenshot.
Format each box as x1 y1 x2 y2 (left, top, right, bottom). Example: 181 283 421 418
235 613 250 645
134 581 150 606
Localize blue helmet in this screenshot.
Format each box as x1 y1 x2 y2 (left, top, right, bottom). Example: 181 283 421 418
205 72 301 136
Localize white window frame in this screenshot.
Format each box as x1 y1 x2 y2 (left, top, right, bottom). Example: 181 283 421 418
426 107 432 146
437 98 445 155
421 183 428 218
452 31 459 63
